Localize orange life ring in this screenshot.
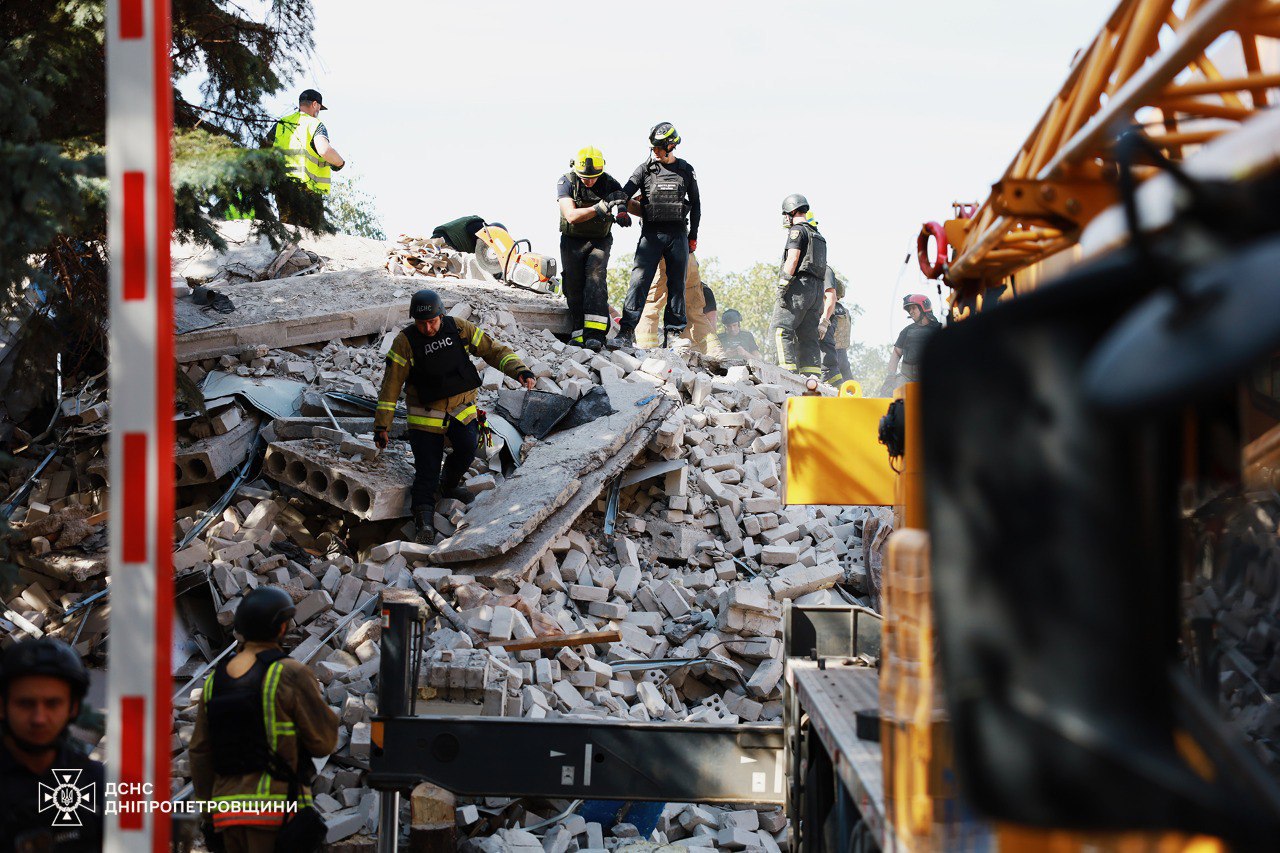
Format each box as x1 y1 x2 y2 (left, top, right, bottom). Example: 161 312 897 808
917 221 948 279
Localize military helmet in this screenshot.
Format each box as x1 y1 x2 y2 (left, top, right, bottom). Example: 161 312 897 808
572 146 605 178
649 122 680 149
782 194 810 215
234 586 297 642
0 637 90 699
410 289 445 321
721 308 743 325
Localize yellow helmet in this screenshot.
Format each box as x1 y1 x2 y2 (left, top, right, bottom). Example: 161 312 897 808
572 146 605 178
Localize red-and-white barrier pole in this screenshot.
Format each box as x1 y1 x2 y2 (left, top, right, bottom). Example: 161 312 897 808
105 1 174 850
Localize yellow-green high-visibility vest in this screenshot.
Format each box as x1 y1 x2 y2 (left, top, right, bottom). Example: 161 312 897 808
272 110 331 195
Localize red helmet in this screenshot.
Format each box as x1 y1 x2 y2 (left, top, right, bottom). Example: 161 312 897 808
903 294 931 312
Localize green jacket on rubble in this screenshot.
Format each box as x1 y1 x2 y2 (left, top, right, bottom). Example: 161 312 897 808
375 317 528 435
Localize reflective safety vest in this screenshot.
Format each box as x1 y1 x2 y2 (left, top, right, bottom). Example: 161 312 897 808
273 111 331 194
403 318 483 403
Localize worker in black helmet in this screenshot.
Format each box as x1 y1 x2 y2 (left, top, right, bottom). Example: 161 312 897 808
190 586 338 853
612 122 701 350
558 145 629 352
771 194 827 378
0 636 103 851
718 309 762 360
373 289 536 545
818 268 854 386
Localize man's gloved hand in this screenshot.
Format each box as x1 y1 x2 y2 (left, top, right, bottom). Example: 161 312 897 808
688 238 698 253
777 275 792 296
374 428 388 450
818 320 830 339
517 369 537 390
593 201 611 218
615 211 632 227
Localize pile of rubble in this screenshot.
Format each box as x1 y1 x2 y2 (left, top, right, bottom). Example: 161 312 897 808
160 303 885 848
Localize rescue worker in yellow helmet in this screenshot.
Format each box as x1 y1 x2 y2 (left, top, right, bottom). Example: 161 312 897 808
373 290 536 545
818 268 854 386
558 146 629 352
270 89 345 225
190 586 338 853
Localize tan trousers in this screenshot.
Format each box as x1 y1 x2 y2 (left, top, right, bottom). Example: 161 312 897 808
635 254 723 355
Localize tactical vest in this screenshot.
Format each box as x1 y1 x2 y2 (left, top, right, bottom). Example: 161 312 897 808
272 111 331 194
797 223 828 279
643 161 687 224
559 173 614 240
206 649 288 777
403 318 482 403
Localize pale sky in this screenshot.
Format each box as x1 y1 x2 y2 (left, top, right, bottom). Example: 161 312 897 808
258 0 1120 345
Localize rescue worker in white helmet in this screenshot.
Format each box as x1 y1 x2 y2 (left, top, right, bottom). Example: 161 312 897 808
0 637 103 851
558 146 629 352
818 268 854 386
881 293 942 394
191 586 338 853
373 290 536 545
612 122 702 350
771 194 827 378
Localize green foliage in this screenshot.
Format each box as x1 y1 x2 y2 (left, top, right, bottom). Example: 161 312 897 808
326 174 388 241
847 342 894 393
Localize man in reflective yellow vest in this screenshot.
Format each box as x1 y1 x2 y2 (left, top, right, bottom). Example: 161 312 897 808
271 89 345 224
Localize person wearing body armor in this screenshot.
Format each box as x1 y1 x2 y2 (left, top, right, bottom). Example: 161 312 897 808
771 194 827 378
612 122 702 350
881 294 943 394
374 290 536 545
190 587 338 853
558 146 630 352
819 268 854 386
0 637 102 852
718 309 762 359
270 89 345 226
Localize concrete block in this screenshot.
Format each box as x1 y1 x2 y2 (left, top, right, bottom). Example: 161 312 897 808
264 438 414 521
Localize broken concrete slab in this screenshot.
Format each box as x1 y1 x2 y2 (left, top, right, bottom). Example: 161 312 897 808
263 438 416 521
174 413 261 486
175 269 571 363
431 379 663 564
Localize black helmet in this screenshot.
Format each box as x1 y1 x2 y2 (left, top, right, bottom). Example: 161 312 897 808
410 289 445 321
721 309 743 325
234 586 296 641
0 637 89 699
782 194 810 215
649 122 680 148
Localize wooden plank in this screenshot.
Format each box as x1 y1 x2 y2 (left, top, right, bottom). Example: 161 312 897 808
481 629 621 652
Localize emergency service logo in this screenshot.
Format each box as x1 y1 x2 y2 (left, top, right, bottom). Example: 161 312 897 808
39 768 97 827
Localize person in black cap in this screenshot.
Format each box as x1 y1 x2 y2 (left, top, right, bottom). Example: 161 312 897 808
271 89 346 225
0 636 104 851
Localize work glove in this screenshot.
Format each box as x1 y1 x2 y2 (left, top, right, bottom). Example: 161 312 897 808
615 211 632 227
688 238 697 253
374 428 388 450
593 201 611 218
818 320 830 339
776 275 792 296
517 369 537 389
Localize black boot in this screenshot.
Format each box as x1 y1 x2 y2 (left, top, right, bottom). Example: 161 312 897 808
608 327 636 350
412 504 436 546
439 484 476 506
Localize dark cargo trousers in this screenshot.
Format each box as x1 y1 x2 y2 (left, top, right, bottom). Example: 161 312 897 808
621 227 688 333
560 233 613 346
771 275 822 376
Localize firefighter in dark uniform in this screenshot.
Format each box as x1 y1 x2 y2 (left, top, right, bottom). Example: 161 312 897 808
191 587 338 853
558 146 630 352
0 637 103 852
819 268 854 385
373 290 536 545
612 122 702 350
771 194 827 378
